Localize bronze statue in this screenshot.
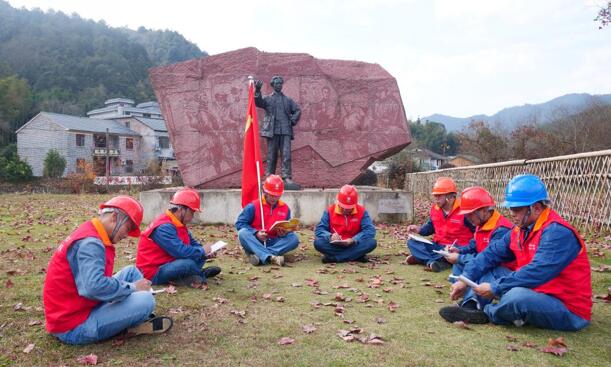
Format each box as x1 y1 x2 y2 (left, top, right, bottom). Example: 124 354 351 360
255 76 302 190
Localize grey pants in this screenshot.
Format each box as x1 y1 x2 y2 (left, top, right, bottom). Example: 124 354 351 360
265 135 292 179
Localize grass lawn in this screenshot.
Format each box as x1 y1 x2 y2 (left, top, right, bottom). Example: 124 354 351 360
0 193 609 367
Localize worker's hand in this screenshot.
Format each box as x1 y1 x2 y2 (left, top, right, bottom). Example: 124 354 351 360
203 243 216 258
449 280 467 301
330 232 342 242
474 282 495 299
447 245 460 253
342 238 355 247
134 279 152 292
256 230 268 242
444 252 459 264
275 228 288 237
407 224 421 233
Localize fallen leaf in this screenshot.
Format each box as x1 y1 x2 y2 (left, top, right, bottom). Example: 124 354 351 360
522 341 537 348
506 344 520 351
453 321 472 330
5 279 14 288
335 292 347 301
312 289 328 295
356 294 370 303
77 354 98 365
310 301 322 309
27 320 41 326
540 345 568 357
274 296 285 302
506 335 518 342
388 301 399 312
291 282 302 287
230 310 246 318
248 276 259 281
262 293 273 300
334 283 350 289
277 337 295 345
213 297 228 304
375 317 386 324
305 278 319 287
165 285 177 294
302 324 317 334
343 319 355 324
367 334 385 345
14 302 24 311
23 343 34 354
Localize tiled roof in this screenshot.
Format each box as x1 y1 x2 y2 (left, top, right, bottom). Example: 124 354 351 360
42 112 140 135
133 116 167 132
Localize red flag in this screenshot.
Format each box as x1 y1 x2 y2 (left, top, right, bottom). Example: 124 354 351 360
241 81 263 207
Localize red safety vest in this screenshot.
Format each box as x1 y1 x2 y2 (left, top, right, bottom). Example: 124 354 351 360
136 210 190 280
251 198 289 238
474 210 516 270
430 201 473 246
509 208 592 320
327 204 366 239
43 219 115 333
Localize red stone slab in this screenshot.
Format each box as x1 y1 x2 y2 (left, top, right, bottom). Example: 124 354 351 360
149 47 411 188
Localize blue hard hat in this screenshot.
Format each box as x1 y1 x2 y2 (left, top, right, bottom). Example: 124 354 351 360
501 174 549 208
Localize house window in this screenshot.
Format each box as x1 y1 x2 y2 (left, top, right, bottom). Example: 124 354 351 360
143 113 151 118
76 134 85 147
94 134 106 148
158 136 170 149
125 160 133 173
126 138 134 150
76 158 86 173
124 121 130 128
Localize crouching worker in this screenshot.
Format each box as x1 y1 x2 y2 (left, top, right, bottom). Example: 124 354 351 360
314 185 377 263
235 174 299 266
444 186 514 278
43 196 173 345
439 175 592 331
406 177 474 272
136 188 221 287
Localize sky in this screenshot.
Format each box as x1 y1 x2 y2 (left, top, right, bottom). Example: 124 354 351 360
7 0 611 119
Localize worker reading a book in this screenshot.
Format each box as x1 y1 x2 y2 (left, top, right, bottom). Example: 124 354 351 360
313 185 377 263
136 188 221 288
235 175 300 266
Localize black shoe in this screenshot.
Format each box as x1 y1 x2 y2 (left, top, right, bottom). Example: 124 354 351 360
172 275 204 287
202 266 221 279
461 299 479 310
439 305 489 324
430 260 451 272
322 255 337 264
356 255 369 263
283 178 302 191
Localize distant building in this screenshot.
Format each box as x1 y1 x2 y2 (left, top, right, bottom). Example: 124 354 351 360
408 148 448 171
16 99 175 177
448 154 481 167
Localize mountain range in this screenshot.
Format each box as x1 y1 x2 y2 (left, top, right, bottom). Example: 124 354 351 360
423 93 611 132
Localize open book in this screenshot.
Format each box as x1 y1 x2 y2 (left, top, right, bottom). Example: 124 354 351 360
210 240 227 254
268 218 301 233
408 233 434 245
330 239 352 245
448 275 479 288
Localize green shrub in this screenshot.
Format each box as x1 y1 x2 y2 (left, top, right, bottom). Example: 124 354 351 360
43 149 66 178
3 158 32 182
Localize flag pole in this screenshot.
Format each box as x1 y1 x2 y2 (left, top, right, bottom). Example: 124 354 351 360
249 76 266 246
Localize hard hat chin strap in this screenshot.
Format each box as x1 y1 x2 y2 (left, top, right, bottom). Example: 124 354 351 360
110 209 129 241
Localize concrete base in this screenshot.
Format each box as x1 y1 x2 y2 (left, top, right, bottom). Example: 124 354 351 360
140 186 413 225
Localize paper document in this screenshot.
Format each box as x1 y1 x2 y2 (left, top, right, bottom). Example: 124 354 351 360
150 288 166 295
433 249 452 257
330 239 352 245
268 218 301 232
408 233 434 245
448 275 479 288
210 240 227 253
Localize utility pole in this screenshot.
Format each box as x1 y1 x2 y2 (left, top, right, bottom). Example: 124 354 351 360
105 128 109 192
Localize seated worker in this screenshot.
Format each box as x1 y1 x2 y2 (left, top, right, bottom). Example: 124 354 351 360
406 177 475 272
439 174 592 331
443 186 514 277
136 188 221 287
235 174 299 266
43 196 173 345
313 185 377 263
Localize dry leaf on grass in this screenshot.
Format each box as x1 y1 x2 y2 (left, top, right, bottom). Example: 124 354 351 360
277 337 295 345
22 343 34 354
302 324 317 334
539 337 568 357
165 285 177 294
388 301 399 312
506 344 520 351
453 321 472 330
77 354 98 365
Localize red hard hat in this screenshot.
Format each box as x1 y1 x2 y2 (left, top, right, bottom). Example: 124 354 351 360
99 196 144 237
431 177 457 195
170 188 201 212
458 186 495 214
263 175 284 196
337 185 358 209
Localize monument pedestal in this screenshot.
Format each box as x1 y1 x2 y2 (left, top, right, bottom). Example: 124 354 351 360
140 187 413 225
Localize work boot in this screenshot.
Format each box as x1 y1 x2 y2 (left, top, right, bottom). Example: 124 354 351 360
249 254 261 266
439 305 489 324
322 255 337 264
429 259 451 272
270 255 285 266
202 266 221 279
283 178 301 191
172 275 204 287
405 255 420 265
356 255 369 263
127 316 174 336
